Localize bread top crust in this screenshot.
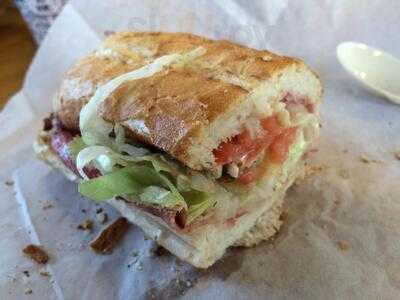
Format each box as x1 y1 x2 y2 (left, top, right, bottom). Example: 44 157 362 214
99 68 248 164
57 54 145 130
56 31 300 131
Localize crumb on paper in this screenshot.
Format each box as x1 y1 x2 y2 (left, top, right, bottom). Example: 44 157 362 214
5 180 14 186
136 262 143 271
337 240 350 251
96 211 108 224
185 280 192 288
89 217 130 254
303 164 328 179
24 288 33 295
23 245 49 264
394 151 400 161
150 243 169 257
359 155 382 164
39 269 50 277
22 270 30 277
77 220 93 230
42 204 53 210
338 169 350 179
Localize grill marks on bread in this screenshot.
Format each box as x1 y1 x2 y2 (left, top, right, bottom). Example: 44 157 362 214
56 32 297 131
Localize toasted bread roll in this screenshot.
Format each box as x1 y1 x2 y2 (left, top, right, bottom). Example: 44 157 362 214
55 32 322 171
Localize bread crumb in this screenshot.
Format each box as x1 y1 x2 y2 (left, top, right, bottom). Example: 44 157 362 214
394 151 400 161
77 220 93 230
24 288 33 295
338 169 350 179
136 262 143 271
90 217 129 254
150 243 169 257
23 245 49 264
337 240 350 251
96 212 108 224
359 155 382 164
304 164 327 178
5 180 14 186
39 269 50 277
42 204 53 210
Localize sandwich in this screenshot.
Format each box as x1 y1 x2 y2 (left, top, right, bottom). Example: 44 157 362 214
34 32 323 268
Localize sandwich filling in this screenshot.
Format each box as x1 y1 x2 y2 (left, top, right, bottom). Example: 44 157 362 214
44 92 316 231
213 93 315 184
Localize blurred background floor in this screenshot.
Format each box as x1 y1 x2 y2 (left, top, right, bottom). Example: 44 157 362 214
0 0 37 109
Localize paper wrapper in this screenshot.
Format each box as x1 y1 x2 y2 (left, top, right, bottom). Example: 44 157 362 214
1 1 400 299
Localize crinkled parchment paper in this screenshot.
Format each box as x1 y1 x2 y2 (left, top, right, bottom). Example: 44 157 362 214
0 1 399 299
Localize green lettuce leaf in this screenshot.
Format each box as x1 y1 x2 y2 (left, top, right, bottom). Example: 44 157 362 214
183 191 217 224
78 167 142 202
139 186 183 208
68 137 87 160
75 138 216 222
79 165 187 210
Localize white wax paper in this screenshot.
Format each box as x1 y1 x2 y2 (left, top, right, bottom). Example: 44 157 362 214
0 1 399 299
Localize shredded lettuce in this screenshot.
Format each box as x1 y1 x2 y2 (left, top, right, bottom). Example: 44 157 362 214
139 186 182 209
280 130 307 180
79 165 187 209
74 140 215 222
176 174 192 192
68 136 87 160
183 191 217 224
78 167 143 202
73 139 217 222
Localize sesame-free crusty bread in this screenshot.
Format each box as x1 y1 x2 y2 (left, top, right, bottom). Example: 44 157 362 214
55 31 322 171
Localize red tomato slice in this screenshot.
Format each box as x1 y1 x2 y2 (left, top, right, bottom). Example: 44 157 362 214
214 116 298 185
269 127 297 164
235 130 253 149
260 116 283 136
237 170 256 185
213 142 238 164
214 130 256 165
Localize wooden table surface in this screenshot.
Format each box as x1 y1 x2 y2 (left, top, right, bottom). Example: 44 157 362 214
0 0 37 110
